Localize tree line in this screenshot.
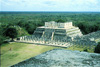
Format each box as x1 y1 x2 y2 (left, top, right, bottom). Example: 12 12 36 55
0 12 100 45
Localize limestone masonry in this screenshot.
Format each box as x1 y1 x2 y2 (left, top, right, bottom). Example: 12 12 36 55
34 21 83 40
17 21 99 47
11 49 100 67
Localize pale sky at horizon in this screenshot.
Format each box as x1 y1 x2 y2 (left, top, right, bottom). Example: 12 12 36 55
0 0 100 11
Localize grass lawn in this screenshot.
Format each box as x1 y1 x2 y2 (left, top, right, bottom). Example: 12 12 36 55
0 42 95 67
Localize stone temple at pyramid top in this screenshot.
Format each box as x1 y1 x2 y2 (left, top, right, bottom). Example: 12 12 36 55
44 21 73 29
36 21 83 38
17 21 97 48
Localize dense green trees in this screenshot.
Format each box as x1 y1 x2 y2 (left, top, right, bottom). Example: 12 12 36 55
0 23 29 44
0 35 5 45
4 27 18 41
75 21 100 34
56 19 65 22
94 42 100 53
0 12 100 44
17 20 44 34
0 24 6 45
0 12 100 35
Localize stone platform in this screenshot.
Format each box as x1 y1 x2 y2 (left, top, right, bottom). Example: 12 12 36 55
17 21 83 47
11 49 100 67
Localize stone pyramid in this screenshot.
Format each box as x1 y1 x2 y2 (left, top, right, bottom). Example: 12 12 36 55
11 49 100 67
33 21 83 40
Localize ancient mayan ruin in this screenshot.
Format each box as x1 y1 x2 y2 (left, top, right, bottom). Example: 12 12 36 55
34 21 83 40
17 21 99 47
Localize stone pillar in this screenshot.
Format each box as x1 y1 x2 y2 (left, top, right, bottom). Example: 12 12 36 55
51 32 54 40
42 31 45 37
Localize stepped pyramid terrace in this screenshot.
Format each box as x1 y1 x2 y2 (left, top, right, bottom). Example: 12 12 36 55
17 21 99 47
34 21 83 40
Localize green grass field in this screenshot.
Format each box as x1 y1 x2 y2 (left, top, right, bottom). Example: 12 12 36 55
0 42 95 67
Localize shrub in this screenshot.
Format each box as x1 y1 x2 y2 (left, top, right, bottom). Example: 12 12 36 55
94 42 100 53
4 27 18 41
0 35 5 45
83 49 88 52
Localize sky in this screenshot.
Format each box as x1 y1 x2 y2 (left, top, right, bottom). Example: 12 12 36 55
0 0 100 12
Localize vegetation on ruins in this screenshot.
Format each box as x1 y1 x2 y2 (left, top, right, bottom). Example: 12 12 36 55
94 42 100 53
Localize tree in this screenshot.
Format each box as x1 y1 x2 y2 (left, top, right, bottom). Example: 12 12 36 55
94 42 100 53
5 27 18 41
56 19 65 22
0 35 5 45
0 26 5 45
17 20 26 27
83 49 88 52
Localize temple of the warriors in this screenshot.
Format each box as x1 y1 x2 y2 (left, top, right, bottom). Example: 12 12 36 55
18 21 98 47
34 21 83 40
